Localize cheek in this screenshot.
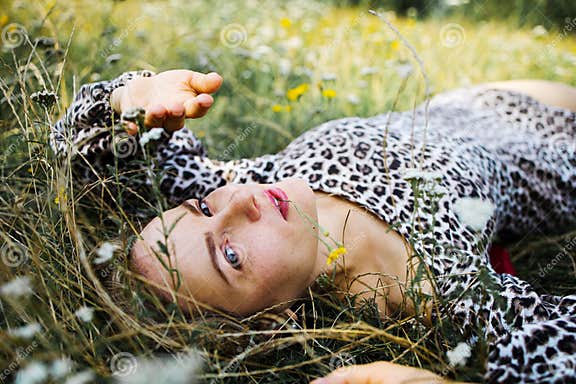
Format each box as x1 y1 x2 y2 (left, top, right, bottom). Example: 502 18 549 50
249 234 315 293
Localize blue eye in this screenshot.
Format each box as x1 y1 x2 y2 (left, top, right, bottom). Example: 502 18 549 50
199 199 212 217
224 244 241 270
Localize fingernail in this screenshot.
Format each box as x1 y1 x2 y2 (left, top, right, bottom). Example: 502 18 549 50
208 72 222 81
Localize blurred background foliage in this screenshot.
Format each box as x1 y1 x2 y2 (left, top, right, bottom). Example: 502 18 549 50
324 0 576 30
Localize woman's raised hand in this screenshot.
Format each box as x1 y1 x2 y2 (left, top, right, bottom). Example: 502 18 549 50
110 69 223 134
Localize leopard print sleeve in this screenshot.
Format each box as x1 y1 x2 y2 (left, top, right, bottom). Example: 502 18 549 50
50 70 156 159
49 69 170 190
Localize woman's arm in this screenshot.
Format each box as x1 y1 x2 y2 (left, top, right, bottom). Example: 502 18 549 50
50 69 229 204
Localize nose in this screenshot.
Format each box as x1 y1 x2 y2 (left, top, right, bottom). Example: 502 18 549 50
222 188 261 223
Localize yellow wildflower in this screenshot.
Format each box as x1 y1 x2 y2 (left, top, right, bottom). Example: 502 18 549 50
54 186 67 205
197 130 206 138
326 246 346 265
406 19 416 28
391 40 401 51
286 83 309 101
0 15 8 27
280 18 292 28
272 104 292 113
322 89 337 99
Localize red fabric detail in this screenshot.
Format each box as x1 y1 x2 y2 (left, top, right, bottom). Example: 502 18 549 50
488 243 516 275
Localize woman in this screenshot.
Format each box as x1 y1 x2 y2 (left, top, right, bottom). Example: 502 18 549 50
50 69 576 383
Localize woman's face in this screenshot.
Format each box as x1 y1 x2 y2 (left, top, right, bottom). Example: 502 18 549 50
130 177 320 316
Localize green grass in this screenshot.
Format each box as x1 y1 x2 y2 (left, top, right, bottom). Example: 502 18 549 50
1 0 575 382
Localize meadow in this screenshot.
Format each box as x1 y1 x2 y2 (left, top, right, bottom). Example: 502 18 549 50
1 0 575 383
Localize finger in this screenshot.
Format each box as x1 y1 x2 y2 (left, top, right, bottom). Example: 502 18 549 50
183 94 214 119
145 104 167 128
164 102 186 132
187 72 223 94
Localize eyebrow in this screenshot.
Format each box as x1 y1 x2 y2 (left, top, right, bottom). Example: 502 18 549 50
181 200 230 286
204 232 230 286
182 200 200 215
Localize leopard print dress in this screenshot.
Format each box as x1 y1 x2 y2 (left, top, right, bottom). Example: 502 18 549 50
50 70 576 383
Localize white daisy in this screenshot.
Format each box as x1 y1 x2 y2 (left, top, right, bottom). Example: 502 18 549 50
1 275 33 298
9 323 42 339
139 128 165 147
15 361 48 384
115 349 202 384
360 66 379 76
395 63 413 79
346 94 360 105
401 167 443 181
446 342 472 366
531 25 548 37
64 370 95 384
321 73 337 81
75 305 95 323
453 197 495 231
93 242 118 264
278 58 292 76
50 357 74 379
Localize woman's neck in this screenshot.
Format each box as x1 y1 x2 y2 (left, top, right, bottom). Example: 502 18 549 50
311 191 430 318
313 191 360 271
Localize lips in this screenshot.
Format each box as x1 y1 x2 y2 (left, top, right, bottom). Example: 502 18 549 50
264 188 289 220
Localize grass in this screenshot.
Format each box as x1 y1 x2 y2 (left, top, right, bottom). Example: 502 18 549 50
1 0 575 382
